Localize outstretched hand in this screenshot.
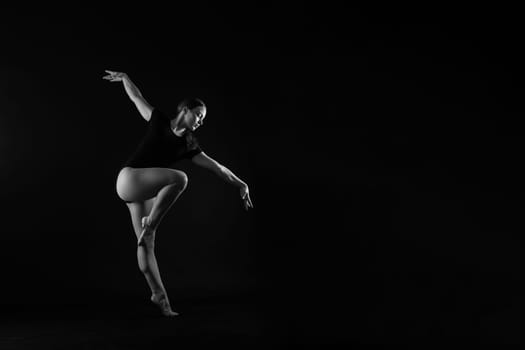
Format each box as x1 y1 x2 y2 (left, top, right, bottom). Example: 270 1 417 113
103 70 127 82
240 184 254 211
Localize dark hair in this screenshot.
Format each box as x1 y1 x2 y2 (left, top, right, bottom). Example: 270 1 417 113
177 97 206 114
176 97 205 150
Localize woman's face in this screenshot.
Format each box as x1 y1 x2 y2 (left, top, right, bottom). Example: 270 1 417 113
186 106 207 131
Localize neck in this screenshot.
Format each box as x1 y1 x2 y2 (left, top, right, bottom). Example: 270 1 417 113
171 117 187 136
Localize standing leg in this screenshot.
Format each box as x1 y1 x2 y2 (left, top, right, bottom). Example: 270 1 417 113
117 167 190 316
127 199 178 316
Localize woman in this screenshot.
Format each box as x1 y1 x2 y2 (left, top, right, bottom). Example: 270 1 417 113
104 70 254 317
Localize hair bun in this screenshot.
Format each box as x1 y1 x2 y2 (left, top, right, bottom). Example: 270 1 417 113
177 98 206 113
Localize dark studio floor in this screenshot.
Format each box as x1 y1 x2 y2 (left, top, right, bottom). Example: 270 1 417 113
3 285 525 349
0 291 282 350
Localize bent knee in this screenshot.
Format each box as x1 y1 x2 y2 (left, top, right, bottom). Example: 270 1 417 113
170 171 188 190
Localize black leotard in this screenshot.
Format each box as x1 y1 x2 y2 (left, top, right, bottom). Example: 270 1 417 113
122 108 202 169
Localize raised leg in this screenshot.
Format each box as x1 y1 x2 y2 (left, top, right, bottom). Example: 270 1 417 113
138 181 187 245
148 179 187 229
116 167 188 245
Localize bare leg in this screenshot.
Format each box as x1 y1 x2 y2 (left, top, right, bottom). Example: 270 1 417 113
127 200 178 316
117 167 189 316
138 181 187 244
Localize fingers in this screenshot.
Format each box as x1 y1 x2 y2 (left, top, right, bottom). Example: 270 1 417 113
243 196 253 210
244 192 253 208
103 78 121 82
103 70 125 80
103 74 123 82
240 188 253 210
105 70 123 75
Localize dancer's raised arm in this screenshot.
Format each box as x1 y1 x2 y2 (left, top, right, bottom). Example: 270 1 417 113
103 70 153 121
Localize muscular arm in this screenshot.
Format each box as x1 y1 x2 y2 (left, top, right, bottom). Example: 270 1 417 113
192 151 253 210
122 75 153 121
104 70 153 121
216 165 247 188
192 152 247 188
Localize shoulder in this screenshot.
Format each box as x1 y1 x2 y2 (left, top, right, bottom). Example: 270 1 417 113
151 107 162 118
149 108 172 122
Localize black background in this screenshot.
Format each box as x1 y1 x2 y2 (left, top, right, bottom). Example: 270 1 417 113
1 2 525 345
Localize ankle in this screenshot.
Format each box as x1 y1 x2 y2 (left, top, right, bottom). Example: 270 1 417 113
151 291 170 304
152 289 165 297
147 216 160 230
142 216 155 230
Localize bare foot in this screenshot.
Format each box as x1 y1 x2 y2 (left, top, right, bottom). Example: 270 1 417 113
151 293 179 317
138 216 155 246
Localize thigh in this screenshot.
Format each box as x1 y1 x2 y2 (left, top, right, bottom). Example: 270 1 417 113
117 167 187 203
